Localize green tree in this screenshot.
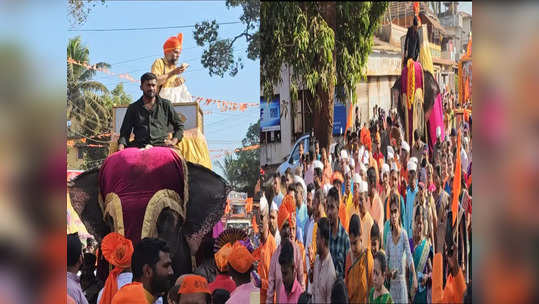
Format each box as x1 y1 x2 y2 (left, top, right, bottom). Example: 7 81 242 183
67 36 131 169
68 0 106 26
260 2 388 150
216 120 260 196
193 0 259 77
67 36 110 132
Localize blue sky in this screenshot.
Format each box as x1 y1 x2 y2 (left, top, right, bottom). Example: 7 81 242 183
67 1 260 176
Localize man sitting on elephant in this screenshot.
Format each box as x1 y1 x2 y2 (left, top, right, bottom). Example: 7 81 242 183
118 72 184 150
403 16 421 66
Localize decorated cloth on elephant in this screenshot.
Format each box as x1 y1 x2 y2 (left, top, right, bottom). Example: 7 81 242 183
401 59 425 146
99 147 188 244
427 93 445 152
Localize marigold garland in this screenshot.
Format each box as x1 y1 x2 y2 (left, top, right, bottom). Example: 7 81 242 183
407 58 415 110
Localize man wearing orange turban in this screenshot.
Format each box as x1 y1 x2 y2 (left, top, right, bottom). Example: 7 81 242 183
178 274 211 304
98 232 134 304
151 33 192 103
226 242 260 304
112 238 172 304
209 243 236 294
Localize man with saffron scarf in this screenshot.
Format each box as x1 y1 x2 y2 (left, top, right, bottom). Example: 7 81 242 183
252 196 276 303
112 238 172 304
331 171 349 232
97 233 134 304
151 33 192 103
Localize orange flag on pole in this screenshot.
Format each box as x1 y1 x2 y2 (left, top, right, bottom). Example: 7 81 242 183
452 129 462 226
245 197 253 213
344 104 354 137
252 216 259 234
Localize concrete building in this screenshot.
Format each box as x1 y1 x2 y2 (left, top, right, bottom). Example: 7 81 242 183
260 37 401 166
383 2 457 92
439 3 472 60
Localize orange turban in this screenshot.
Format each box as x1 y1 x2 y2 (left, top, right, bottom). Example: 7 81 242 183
100 232 134 304
214 243 233 272
178 274 211 295
332 171 344 184
277 203 290 231
163 33 184 54
228 241 256 274
111 282 148 304
277 194 296 230
282 194 296 213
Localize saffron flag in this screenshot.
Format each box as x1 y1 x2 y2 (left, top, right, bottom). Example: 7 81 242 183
344 104 354 137
452 129 462 226
252 216 259 234
245 197 253 213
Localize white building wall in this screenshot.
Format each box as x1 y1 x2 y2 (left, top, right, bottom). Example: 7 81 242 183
260 66 294 167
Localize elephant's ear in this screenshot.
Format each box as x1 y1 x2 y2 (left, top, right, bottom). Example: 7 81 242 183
183 162 230 255
68 168 110 242
423 71 440 112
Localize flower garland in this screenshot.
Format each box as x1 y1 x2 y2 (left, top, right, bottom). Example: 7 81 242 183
407 58 415 110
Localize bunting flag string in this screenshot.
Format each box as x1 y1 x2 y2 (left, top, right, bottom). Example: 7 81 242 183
68 57 258 112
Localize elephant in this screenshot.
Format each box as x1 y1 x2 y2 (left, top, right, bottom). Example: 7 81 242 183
68 147 230 281
391 69 440 144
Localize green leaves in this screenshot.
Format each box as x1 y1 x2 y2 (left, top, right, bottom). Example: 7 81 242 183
261 3 336 107
194 0 259 77
216 120 260 195
336 1 388 103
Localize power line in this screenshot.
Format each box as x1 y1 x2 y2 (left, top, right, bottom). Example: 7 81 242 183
108 47 199 66
68 21 241 32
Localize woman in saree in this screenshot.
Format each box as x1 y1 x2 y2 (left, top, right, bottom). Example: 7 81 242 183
409 207 433 304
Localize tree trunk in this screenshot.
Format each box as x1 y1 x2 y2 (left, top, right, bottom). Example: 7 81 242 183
314 1 336 152
314 80 335 153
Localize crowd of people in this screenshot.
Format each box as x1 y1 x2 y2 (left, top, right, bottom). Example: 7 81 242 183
67 105 472 304
255 105 472 303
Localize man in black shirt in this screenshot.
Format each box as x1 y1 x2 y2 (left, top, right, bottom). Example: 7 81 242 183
403 16 420 66
118 72 184 150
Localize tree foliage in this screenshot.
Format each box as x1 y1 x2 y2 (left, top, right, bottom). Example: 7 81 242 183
260 1 387 149
336 2 389 102
67 36 133 169
67 36 111 139
68 0 106 26
216 120 260 196
193 0 259 77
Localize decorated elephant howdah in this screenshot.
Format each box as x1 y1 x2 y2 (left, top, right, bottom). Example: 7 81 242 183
68 146 230 277
392 69 441 149
98 147 188 243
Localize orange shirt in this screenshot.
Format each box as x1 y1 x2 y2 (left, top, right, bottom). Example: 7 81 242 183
432 253 466 304
254 233 276 304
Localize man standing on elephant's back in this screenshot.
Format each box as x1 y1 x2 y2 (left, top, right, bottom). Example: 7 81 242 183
118 72 184 150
